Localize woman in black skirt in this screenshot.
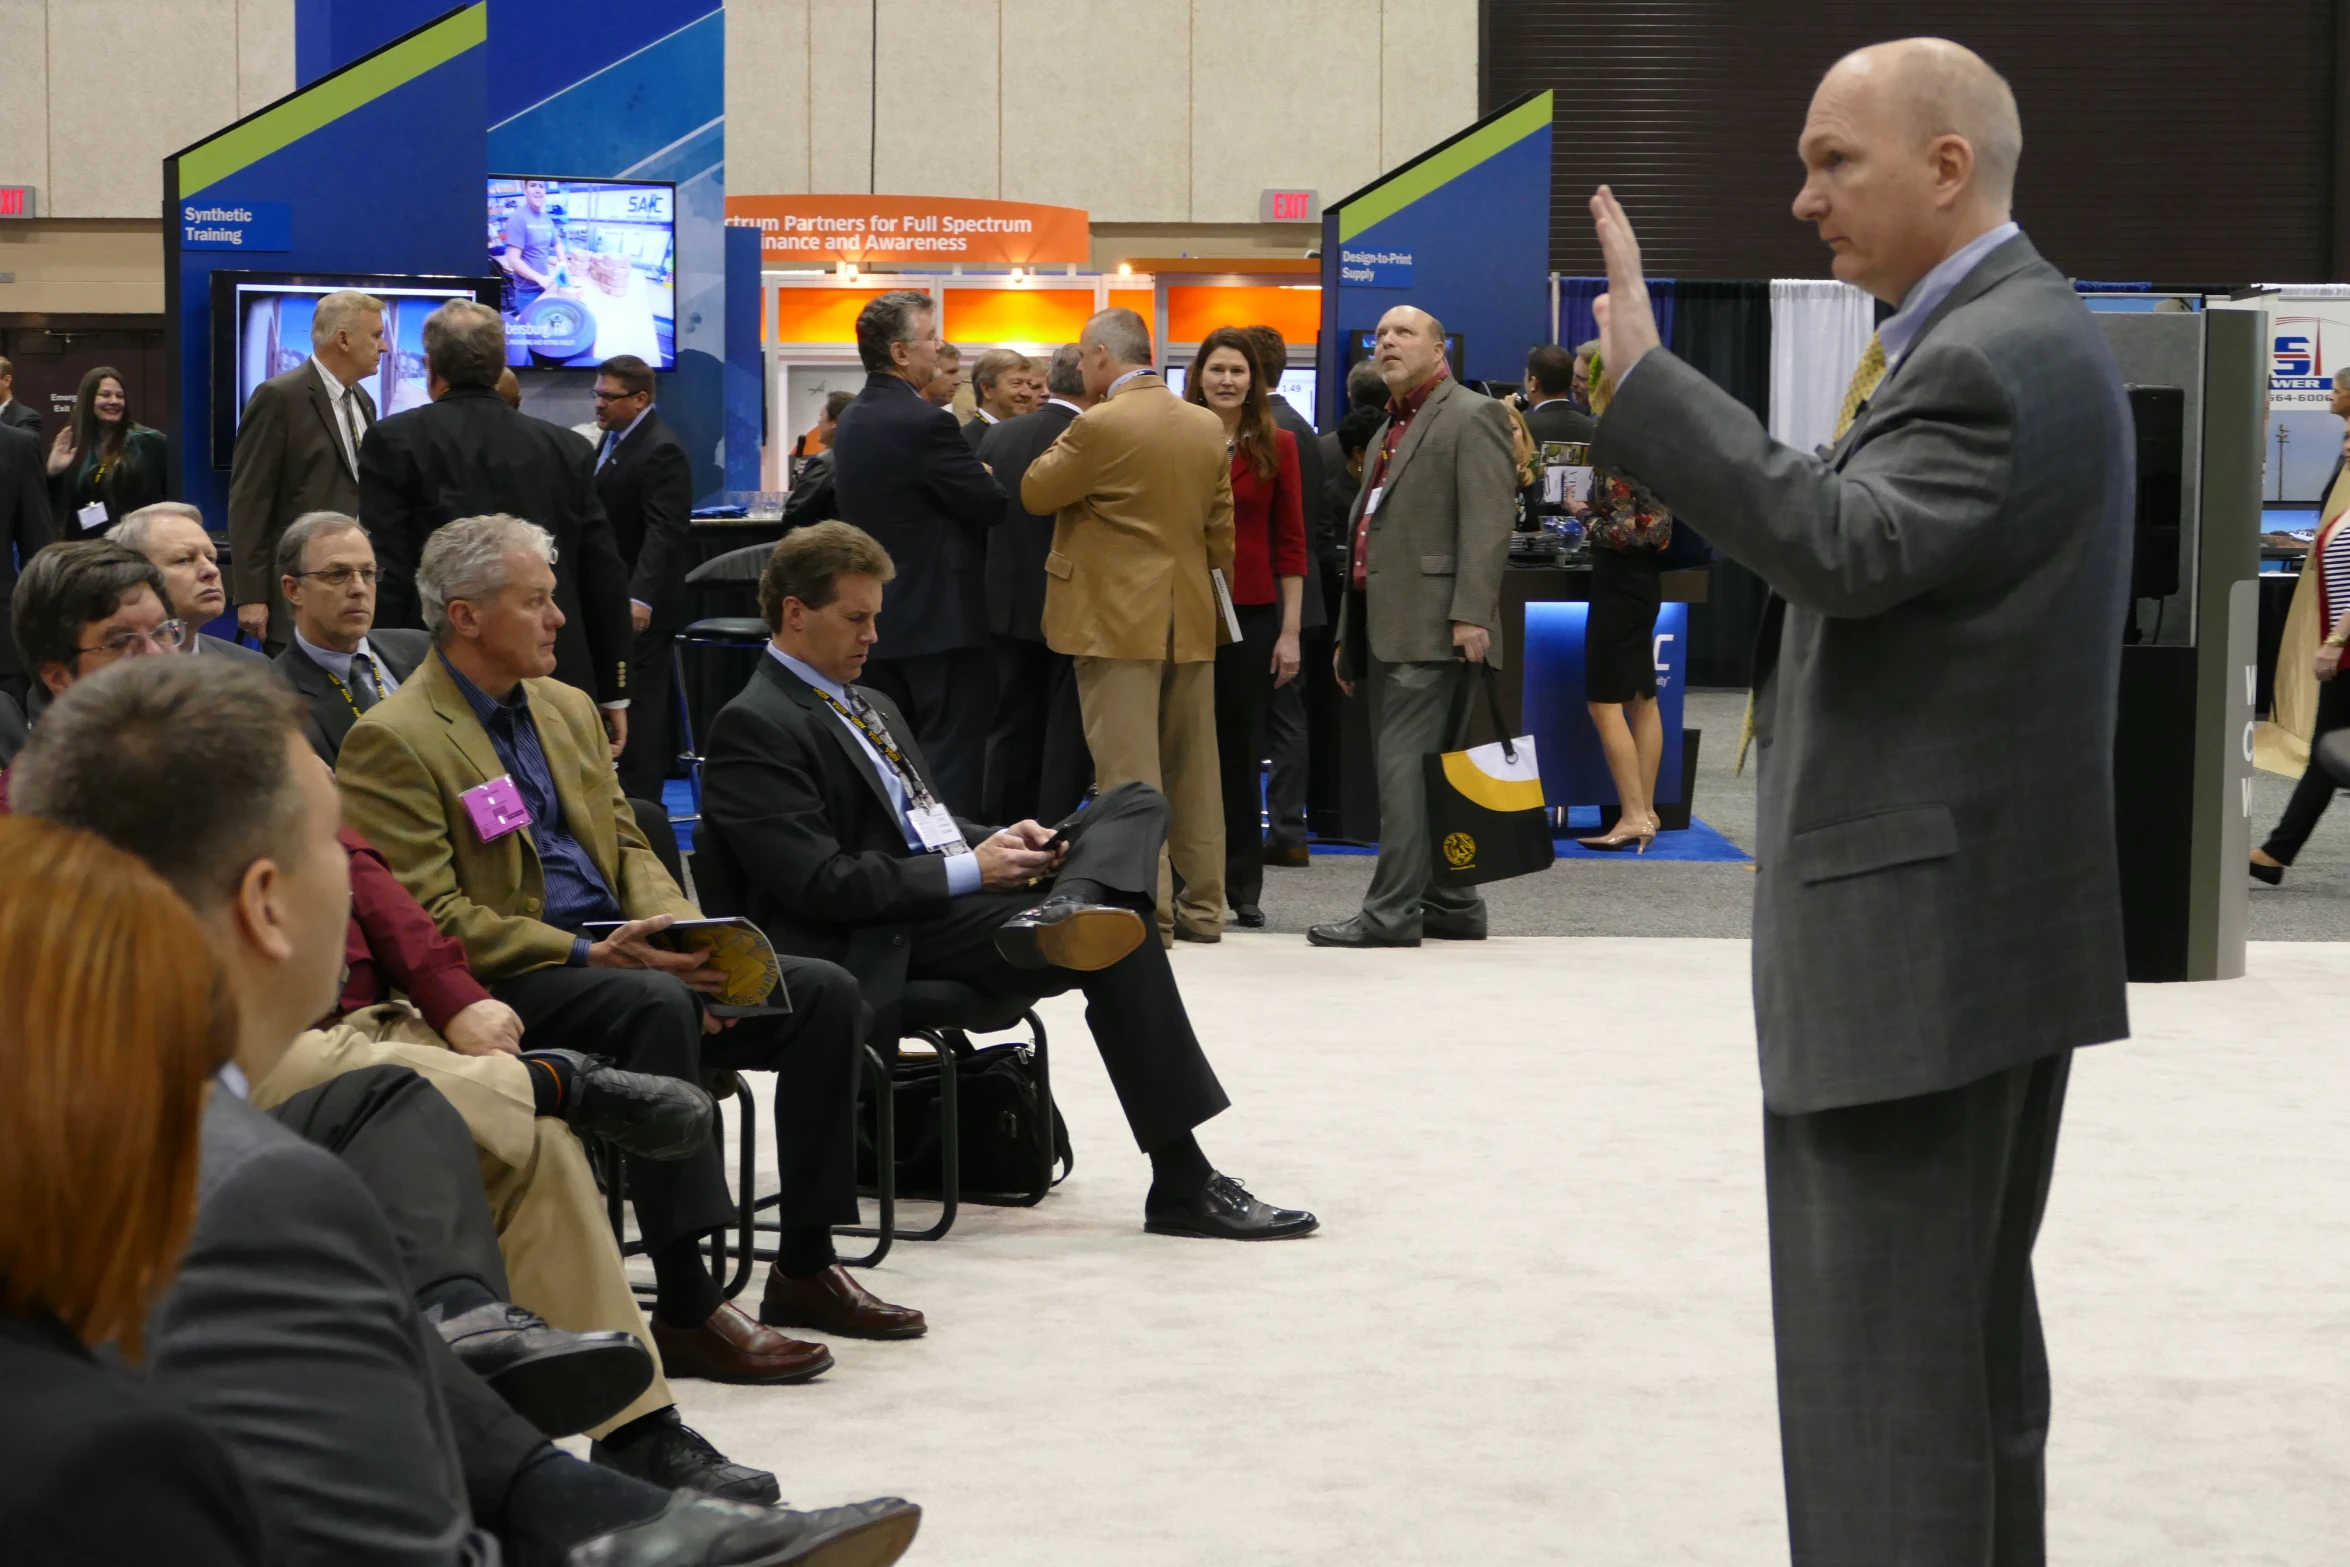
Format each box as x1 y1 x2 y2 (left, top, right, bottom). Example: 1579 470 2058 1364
1577 359 1671 851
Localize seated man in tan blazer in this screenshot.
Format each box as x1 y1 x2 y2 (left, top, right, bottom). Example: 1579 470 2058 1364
1020 307 1235 944
338 514 927 1419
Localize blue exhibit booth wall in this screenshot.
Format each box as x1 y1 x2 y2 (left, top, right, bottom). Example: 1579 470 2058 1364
1522 601 1688 811
167 4 489 531
1318 91 1553 419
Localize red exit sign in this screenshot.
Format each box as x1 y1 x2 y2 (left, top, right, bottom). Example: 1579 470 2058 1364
0 185 34 218
1259 188 1318 223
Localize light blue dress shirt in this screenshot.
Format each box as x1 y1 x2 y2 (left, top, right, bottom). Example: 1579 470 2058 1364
768 646 982 896
1875 221 2021 370
293 627 401 697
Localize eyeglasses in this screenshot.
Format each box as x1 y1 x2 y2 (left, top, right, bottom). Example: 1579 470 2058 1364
592 389 648 405
78 619 188 657
296 566 379 588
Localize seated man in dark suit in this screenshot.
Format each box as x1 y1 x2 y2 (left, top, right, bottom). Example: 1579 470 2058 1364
700 522 1317 1242
111 502 274 668
271 510 431 763
10 658 921 1567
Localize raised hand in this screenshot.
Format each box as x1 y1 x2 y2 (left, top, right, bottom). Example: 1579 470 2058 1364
1589 186 1663 390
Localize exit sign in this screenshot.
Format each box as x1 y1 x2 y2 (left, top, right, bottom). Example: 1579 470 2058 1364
0 185 34 219
1259 188 1318 223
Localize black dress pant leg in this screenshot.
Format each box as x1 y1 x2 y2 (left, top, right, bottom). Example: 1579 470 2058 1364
701 954 870 1229
1037 648 1093 825
864 650 995 819
1213 603 1280 908
616 627 677 803
1763 1052 2071 1567
2263 670 2350 863
984 635 1049 823
267 1063 511 1299
489 967 735 1251
1264 636 1314 852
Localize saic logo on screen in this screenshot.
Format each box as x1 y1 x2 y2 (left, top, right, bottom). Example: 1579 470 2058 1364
2271 312 2350 407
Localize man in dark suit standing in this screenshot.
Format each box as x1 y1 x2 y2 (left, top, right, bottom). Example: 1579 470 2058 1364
1588 39 2132 1563
1521 344 1597 447
975 343 1091 824
0 415 54 708
1244 326 1329 867
829 289 1005 815
590 354 696 802
0 355 42 433
228 290 385 652
269 511 430 763
362 299 634 750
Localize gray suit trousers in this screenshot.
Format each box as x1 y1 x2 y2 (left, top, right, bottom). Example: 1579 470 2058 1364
1358 656 1484 937
1764 1051 2070 1567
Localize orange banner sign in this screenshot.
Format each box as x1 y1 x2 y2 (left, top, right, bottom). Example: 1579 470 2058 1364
725 194 1090 267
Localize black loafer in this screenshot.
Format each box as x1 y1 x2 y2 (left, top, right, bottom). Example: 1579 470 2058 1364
1305 917 1418 948
994 895 1147 971
435 1302 653 1437
1145 1172 1319 1241
541 1049 715 1160
591 1414 780 1506
1421 913 1487 941
564 1493 923 1567
1232 903 1267 928
2250 858 2284 886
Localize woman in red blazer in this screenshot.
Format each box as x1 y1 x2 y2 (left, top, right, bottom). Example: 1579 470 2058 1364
1185 326 1306 927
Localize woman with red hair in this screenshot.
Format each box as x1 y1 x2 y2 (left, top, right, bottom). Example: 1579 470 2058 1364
0 815 264 1563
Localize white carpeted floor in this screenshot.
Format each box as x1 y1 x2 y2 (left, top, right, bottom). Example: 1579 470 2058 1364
648 938 2350 1565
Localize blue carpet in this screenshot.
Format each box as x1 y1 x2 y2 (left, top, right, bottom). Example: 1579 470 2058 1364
1310 810 1751 864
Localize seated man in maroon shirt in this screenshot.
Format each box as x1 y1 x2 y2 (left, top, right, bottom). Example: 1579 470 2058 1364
6 539 783 1502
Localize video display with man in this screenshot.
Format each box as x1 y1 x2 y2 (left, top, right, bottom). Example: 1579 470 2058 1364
487 176 677 370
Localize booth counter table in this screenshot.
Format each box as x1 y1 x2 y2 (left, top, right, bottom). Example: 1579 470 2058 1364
1323 563 1711 844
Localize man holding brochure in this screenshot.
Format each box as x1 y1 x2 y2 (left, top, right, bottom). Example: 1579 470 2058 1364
1020 306 1234 945
339 515 930 1421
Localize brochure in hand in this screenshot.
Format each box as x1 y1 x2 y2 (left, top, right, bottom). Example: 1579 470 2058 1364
578 916 788 1012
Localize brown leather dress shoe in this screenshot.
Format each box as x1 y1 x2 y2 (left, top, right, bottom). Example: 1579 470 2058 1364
651 1302 834 1384
760 1264 928 1340
1263 842 1311 869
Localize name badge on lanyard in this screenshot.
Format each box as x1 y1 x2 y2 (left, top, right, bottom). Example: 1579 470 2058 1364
77 501 110 533
460 775 532 842
1364 485 1384 518
908 801 970 855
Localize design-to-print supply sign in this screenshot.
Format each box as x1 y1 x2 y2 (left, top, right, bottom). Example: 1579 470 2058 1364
2268 308 2350 409
1339 247 1413 287
182 200 291 251
726 195 1089 267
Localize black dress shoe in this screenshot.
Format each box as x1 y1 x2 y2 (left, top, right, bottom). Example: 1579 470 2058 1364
436 1302 654 1437
1305 916 1418 948
1145 1172 1319 1241
2250 857 2285 886
1232 903 1267 928
994 895 1147 971
540 1049 715 1161
566 1494 923 1567
591 1415 781 1506
1420 913 1487 941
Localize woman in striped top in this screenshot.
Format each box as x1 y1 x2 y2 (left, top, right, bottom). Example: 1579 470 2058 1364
2253 425 2350 884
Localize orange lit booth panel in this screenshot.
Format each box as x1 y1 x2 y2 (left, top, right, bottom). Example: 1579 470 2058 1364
769 287 895 344
940 287 1096 346
1166 285 1320 347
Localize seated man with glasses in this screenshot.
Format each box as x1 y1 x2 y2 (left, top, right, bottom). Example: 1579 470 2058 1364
271 510 430 763
12 539 189 713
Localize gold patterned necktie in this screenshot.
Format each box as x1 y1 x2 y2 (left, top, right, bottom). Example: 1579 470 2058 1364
1832 333 1888 442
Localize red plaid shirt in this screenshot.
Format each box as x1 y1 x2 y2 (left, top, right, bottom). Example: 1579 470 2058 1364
1351 368 1448 591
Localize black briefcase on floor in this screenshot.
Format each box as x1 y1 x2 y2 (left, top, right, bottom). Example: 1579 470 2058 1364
855 1038 1073 1205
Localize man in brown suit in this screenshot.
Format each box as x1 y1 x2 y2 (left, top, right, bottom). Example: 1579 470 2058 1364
1022 308 1234 944
228 289 386 652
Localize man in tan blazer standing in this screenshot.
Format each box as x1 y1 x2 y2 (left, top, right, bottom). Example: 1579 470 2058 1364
1022 308 1235 944
1309 306 1517 948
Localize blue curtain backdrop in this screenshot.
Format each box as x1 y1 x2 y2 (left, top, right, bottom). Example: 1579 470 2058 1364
1558 276 1674 358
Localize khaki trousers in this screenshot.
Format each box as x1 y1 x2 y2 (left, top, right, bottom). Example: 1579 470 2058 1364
253 1003 673 1437
1073 636 1223 940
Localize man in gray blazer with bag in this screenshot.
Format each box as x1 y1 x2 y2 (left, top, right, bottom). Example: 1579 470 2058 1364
1309 306 1517 948
1589 40 2131 1564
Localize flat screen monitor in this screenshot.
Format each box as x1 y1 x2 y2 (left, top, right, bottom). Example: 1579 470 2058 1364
1162 364 1317 426
488 176 677 370
209 271 505 469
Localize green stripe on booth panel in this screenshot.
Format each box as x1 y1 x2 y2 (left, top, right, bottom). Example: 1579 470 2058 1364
179 3 488 197
1336 91 1553 244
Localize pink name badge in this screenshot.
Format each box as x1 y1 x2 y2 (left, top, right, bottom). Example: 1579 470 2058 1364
460 775 532 842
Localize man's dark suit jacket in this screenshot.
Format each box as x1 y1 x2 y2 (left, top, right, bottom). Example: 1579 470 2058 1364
1266 393 1329 631
0 1311 264 1565
227 360 377 646
276 627 432 763
1595 234 2132 1113
146 1091 494 1567
0 397 40 434
361 384 632 705
976 400 1079 642
197 633 273 671
0 420 55 688
1525 397 1597 448
593 409 695 630
830 373 1004 660
699 653 990 1045
962 413 998 452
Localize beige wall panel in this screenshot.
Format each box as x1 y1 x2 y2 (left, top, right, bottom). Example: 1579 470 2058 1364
238 0 296 115
1190 0 1381 224
0 222 166 313
1377 0 1479 170
1000 0 1190 222
873 0 999 197
0 0 50 204
49 0 240 216
728 0 814 194
806 0 881 196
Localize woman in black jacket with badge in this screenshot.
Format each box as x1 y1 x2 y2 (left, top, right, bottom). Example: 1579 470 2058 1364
45 367 168 534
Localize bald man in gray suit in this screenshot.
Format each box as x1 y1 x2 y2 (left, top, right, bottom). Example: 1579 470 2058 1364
1589 40 2132 1564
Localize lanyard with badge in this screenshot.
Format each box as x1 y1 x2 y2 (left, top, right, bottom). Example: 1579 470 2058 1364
319 655 384 724
810 688 970 856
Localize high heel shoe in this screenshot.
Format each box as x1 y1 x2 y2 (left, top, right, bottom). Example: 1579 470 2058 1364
1577 816 1658 854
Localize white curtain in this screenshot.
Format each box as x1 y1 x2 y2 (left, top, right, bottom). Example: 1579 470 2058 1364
1768 279 1875 457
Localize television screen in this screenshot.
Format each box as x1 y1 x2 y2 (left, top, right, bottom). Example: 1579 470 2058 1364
488 176 676 370
1163 364 1317 426
209 271 504 469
